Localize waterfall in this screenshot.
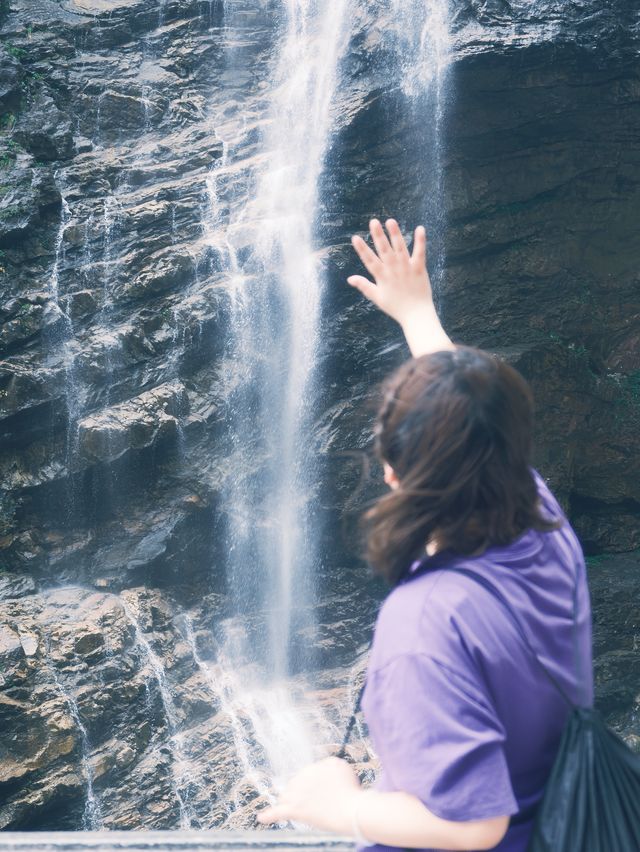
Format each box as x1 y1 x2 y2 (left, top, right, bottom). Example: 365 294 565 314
49 183 71 306
197 0 353 792
218 0 351 674
388 0 451 288
197 0 453 798
36 0 452 825
251 0 352 679
390 0 450 99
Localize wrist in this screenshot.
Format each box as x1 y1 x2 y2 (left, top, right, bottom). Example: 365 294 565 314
398 301 440 329
345 789 376 846
399 303 454 357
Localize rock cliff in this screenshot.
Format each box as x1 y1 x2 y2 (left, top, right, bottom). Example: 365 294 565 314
0 0 638 831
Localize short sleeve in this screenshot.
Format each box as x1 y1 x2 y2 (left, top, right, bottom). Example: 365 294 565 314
362 652 518 822
532 468 565 522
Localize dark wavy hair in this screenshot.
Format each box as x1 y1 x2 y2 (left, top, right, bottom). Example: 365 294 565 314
363 346 559 584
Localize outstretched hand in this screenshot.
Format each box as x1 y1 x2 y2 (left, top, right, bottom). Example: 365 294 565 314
348 219 433 325
348 218 455 357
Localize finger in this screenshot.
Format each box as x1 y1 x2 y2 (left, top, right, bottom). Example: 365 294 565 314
347 275 382 307
385 218 410 258
411 225 427 267
370 218 392 258
351 234 383 277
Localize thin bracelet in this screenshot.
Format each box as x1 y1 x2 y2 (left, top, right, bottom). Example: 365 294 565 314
351 789 375 847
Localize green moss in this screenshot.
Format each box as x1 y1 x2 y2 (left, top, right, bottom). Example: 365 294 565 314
0 140 18 170
5 43 26 60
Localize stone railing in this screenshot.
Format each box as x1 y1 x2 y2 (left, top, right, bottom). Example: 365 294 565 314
0 831 354 852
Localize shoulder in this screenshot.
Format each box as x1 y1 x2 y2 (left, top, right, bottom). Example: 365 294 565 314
369 566 488 674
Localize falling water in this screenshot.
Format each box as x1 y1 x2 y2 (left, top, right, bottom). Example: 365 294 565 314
253 0 352 678
388 0 451 287
220 0 351 677
180 616 272 806
120 598 196 829
389 0 450 99
46 659 102 830
46 176 86 524
197 0 453 800
196 0 355 792
50 185 71 306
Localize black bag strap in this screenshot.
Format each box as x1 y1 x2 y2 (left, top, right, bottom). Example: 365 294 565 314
337 562 577 758
444 566 576 711
337 688 366 759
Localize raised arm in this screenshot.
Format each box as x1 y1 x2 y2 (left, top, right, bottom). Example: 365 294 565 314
348 218 455 357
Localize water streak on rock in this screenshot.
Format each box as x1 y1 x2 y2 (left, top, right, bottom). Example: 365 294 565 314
46 656 102 831
180 616 272 807
120 597 196 829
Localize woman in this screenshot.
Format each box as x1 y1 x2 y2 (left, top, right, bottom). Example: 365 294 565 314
257 219 593 851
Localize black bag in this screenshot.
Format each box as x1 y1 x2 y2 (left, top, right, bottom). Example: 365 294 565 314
339 565 640 851
449 568 640 851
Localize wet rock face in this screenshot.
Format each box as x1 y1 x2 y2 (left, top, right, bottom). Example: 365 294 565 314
0 583 375 830
0 0 240 578
441 35 640 553
0 0 638 831
0 0 636 582
0 585 228 830
322 1 640 557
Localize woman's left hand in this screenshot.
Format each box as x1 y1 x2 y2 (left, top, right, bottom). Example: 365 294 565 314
256 756 362 834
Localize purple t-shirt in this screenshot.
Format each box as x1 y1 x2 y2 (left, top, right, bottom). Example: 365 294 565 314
360 472 593 852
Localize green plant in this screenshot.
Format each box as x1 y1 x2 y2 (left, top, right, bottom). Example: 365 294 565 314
5 43 26 60
0 139 18 170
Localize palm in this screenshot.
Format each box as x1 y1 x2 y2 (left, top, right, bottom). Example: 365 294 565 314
348 218 434 325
